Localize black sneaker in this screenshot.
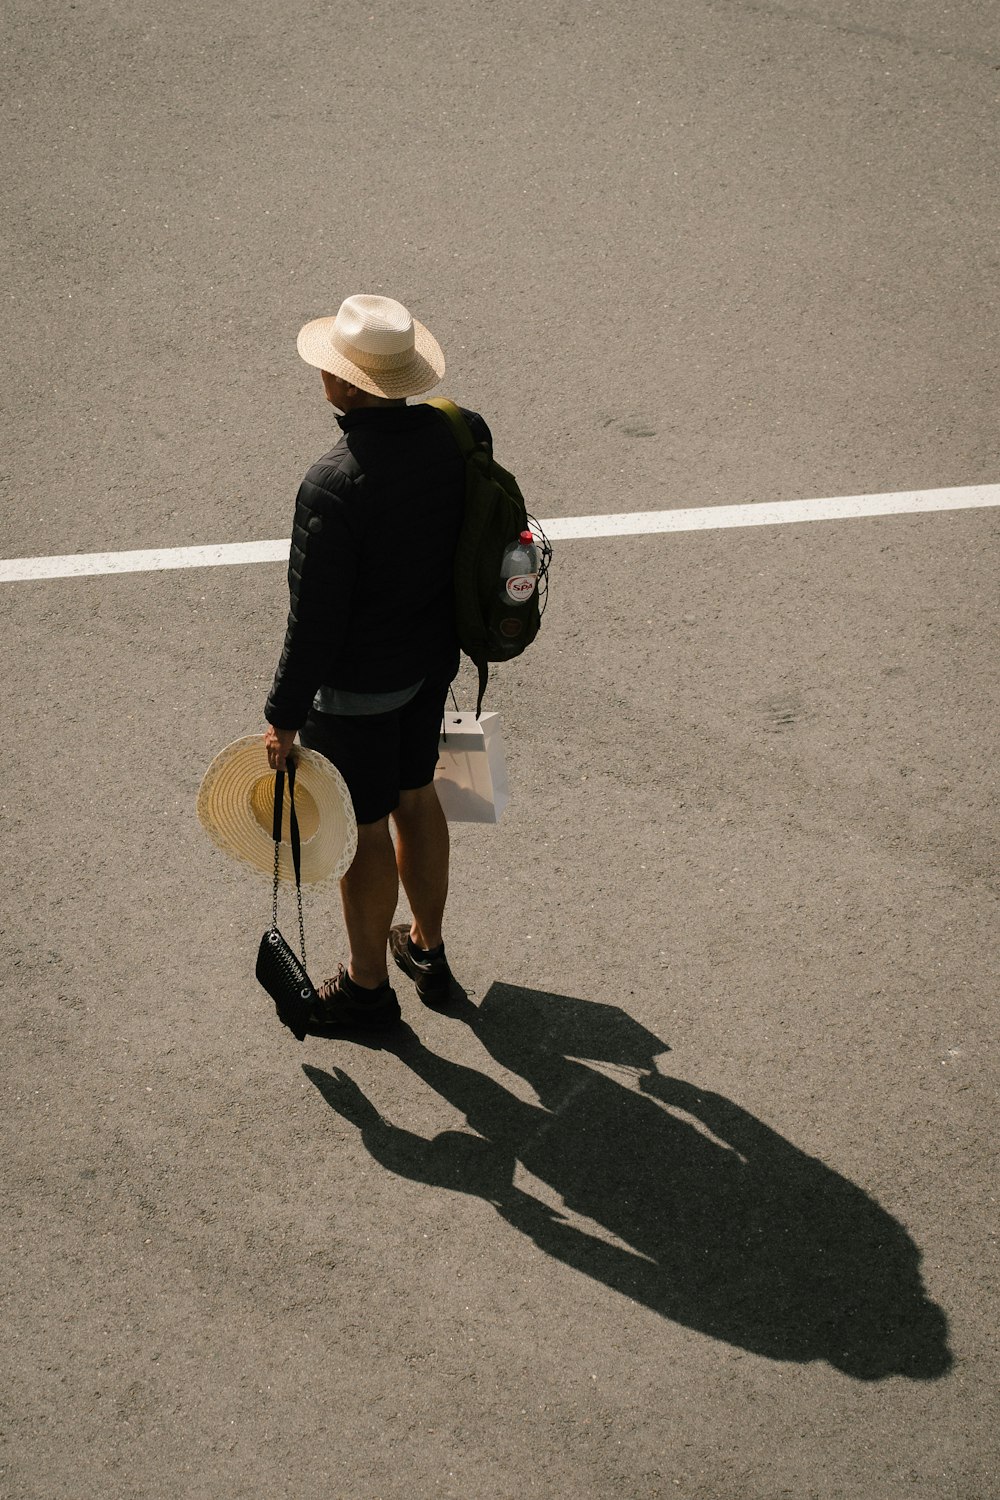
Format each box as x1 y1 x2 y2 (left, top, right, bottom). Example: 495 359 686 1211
389 924 455 1005
308 965 401 1031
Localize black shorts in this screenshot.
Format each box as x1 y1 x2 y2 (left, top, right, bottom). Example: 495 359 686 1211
299 674 453 825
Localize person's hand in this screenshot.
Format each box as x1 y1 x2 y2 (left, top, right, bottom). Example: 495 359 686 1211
264 724 297 771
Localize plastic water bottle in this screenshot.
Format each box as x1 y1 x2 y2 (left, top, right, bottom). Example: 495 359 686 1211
499 530 538 605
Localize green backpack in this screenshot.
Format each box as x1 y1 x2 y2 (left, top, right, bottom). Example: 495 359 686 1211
426 398 551 715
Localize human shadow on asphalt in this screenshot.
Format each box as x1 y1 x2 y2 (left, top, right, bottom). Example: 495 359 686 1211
303 984 952 1381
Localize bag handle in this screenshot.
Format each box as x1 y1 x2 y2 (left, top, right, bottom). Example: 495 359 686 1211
270 759 307 967
440 685 463 745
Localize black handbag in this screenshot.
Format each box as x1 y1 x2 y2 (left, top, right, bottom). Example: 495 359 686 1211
255 760 317 1042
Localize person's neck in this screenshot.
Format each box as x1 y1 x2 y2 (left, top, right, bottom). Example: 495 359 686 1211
344 393 407 411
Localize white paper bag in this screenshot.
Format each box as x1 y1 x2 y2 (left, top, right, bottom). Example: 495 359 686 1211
434 712 510 823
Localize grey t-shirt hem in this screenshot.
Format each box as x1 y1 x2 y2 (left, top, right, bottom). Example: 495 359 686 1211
312 680 424 716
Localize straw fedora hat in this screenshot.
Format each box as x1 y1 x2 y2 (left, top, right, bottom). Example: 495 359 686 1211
197 736 357 885
296 294 445 399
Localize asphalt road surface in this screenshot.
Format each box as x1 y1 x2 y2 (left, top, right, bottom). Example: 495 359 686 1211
2 1 998 1497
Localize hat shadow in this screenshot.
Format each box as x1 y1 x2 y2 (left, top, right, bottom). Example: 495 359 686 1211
304 983 952 1381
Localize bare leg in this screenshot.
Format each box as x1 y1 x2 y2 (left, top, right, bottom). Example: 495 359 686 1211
391 783 450 950
340 817 397 987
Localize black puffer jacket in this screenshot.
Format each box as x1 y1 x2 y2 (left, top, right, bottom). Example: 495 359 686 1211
265 402 491 730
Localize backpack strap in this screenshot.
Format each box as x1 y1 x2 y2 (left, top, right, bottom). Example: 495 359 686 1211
424 397 477 457
425 398 491 718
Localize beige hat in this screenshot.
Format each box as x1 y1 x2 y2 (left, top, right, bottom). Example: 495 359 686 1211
197 736 357 885
297 294 445 399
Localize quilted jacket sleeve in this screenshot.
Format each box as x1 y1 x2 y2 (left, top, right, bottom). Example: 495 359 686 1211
264 467 361 729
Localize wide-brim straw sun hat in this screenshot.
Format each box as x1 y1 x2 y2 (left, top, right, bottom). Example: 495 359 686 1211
197 736 357 885
296 293 445 399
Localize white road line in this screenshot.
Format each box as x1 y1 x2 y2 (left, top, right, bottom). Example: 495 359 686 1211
1 483 997 583
0 539 291 584
542 484 1000 540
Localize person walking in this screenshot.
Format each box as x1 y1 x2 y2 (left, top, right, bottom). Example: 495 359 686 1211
263 294 489 1030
